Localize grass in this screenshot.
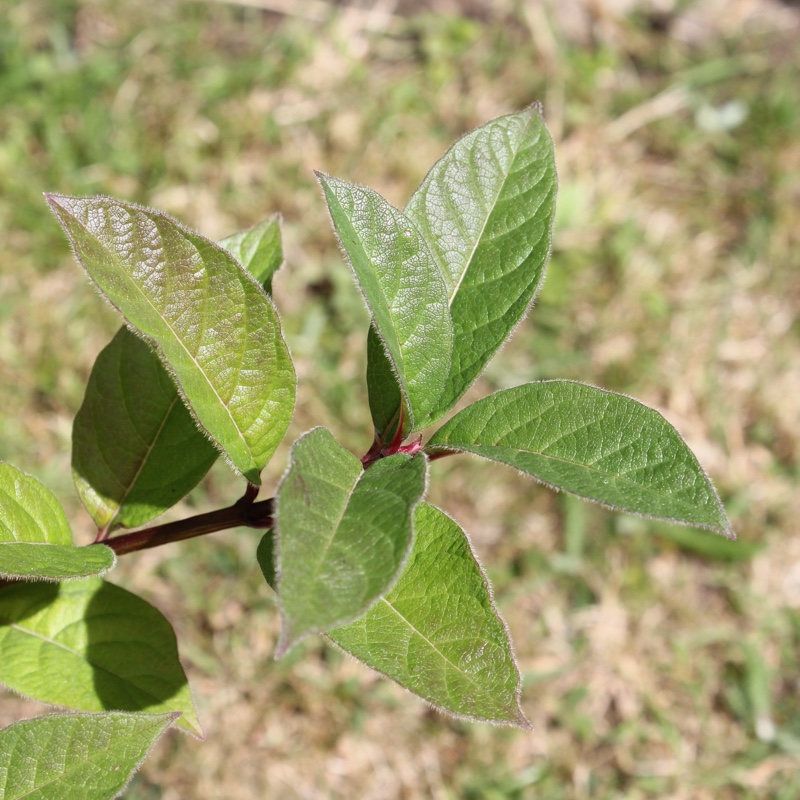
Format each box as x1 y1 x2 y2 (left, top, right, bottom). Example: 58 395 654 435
1 0 799 796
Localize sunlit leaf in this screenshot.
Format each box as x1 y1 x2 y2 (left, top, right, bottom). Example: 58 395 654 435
318 174 452 435
0 543 114 582
405 106 558 426
0 464 113 582
330 503 528 727
274 427 427 655
427 381 733 536
218 214 283 293
0 579 201 737
46 195 295 484
0 711 178 800
0 463 72 546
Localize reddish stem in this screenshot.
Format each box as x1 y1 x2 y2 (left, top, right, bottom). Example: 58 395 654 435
100 497 274 556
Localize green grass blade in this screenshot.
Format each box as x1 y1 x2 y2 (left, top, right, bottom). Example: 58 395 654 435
0 463 72 546
0 711 178 800
0 579 201 737
405 107 558 426
218 214 283 293
274 427 427 655
46 195 295 485
318 174 452 433
0 543 115 582
427 381 733 536
72 327 219 533
329 503 528 727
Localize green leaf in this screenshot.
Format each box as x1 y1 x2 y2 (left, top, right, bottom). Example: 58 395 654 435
365 324 404 442
318 174 452 434
218 214 283 293
72 327 219 533
274 427 427 655
405 107 558 425
0 711 178 800
329 503 528 727
427 381 733 537
0 544 115 582
46 195 296 485
0 463 72 546
0 579 201 737
0 464 115 582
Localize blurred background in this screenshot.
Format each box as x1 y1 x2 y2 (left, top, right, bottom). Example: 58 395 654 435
1 0 799 796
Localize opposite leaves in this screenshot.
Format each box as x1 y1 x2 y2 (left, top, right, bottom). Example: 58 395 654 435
330 503 527 727
0 711 178 800
355 107 557 438
46 195 295 485
273 428 426 655
427 381 733 536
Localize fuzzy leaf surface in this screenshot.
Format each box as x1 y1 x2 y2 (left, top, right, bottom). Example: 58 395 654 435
318 174 452 434
0 544 115 582
405 107 558 425
428 381 733 536
329 503 528 726
0 463 72 546
275 427 426 654
73 327 219 533
0 579 201 737
46 194 295 484
218 214 283 293
0 711 177 800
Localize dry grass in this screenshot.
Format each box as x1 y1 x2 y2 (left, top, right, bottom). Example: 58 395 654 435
1 0 799 797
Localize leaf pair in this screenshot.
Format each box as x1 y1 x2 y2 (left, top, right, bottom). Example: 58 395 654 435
321 107 557 440
46 198 294 533
258 429 527 726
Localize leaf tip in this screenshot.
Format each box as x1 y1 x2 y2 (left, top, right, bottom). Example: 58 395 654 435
275 622 300 660
43 193 71 213
512 709 533 731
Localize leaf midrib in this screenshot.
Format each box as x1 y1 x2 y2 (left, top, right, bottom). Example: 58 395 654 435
378 597 506 711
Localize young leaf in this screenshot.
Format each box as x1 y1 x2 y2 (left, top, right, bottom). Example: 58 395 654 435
0 463 72 546
275 427 427 655
73 327 219 534
365 324 404 442
0 711 178 800
318 174 452 434
0 579 201 737
405 107 558 426
427 381 733 537
0 543 115 582
218 214 283 294
46 195 296 485
329 503 528 727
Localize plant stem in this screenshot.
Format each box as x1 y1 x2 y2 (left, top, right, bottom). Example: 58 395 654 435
100 497 274 556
